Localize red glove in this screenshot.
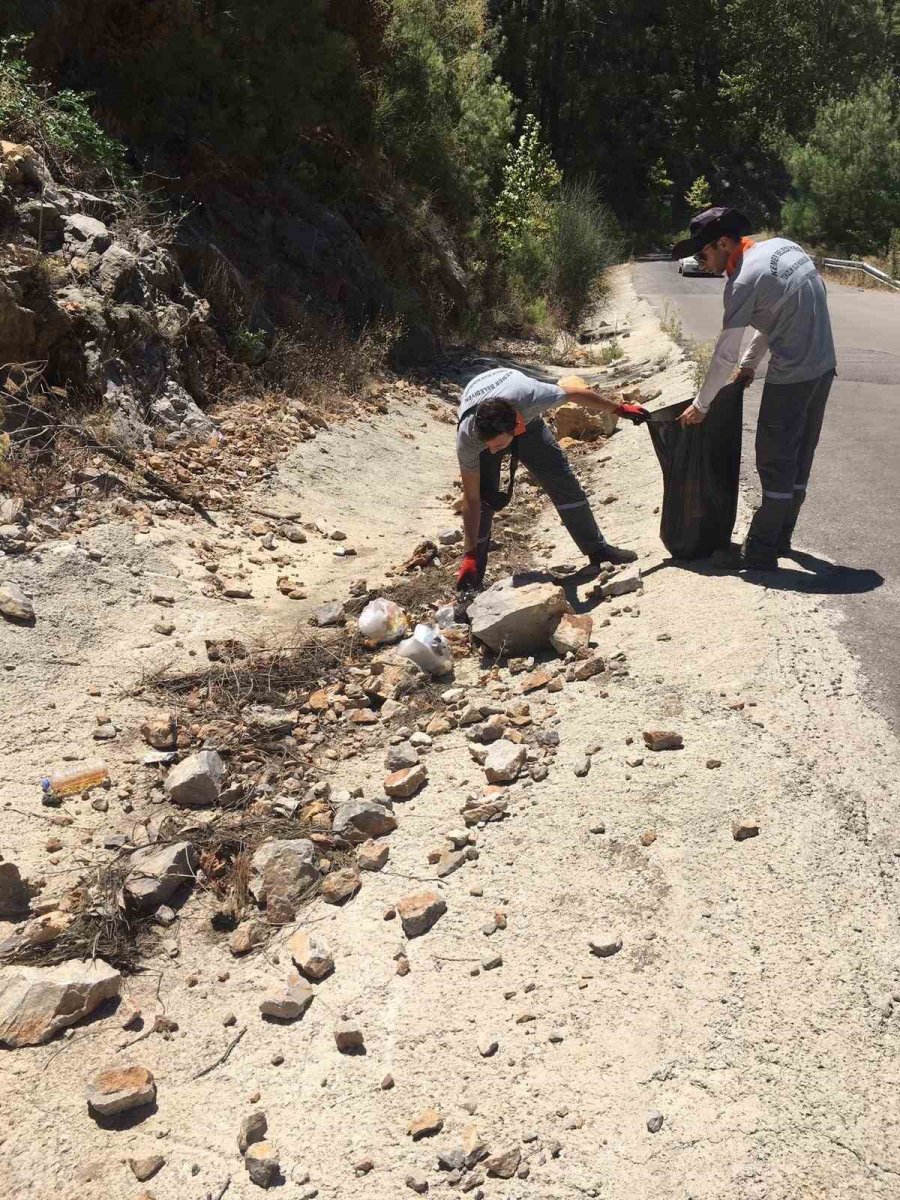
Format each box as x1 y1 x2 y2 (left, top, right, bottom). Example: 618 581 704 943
456 552 479 590
617 402 649 425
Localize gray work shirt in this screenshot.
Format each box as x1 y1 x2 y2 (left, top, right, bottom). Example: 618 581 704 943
456 368 564 471
724 237 836 384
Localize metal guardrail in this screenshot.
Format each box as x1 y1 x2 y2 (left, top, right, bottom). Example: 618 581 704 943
819 257 900 291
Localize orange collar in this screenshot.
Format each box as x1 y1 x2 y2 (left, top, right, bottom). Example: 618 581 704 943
514 413 526 436
727 236 755 276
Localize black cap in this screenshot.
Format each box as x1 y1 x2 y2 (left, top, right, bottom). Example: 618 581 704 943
671 206 751 260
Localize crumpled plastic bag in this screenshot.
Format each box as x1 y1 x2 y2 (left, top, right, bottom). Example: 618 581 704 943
358 598 409 643
398 623 453 675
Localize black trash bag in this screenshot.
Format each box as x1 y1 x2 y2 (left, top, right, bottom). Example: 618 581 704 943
647 381 744 560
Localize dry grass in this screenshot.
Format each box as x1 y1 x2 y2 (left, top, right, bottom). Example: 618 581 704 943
151 630 370 709
4 808 355 972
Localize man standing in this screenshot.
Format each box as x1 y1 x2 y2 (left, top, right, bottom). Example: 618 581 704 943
455 366 647 590
672 207 836 569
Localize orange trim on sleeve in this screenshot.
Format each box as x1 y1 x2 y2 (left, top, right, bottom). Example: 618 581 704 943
726 236 756 276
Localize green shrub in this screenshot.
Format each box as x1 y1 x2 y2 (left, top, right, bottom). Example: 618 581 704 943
231 327 268 366
549 180 624 330
594 338 624 365
0 35 125 179
684 175 712 211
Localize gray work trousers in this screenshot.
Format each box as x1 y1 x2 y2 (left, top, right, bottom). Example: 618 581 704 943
746 367 835 556
475 417 605 578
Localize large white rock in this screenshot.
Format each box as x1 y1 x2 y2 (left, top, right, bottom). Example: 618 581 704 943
468 577 571 655
248 840 319 907
0 959 121 1047
332 800 397 845
164 750 225 807
483 739 527 784
122 841 198 912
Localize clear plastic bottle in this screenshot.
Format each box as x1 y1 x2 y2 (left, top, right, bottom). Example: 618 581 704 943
41 762 109 798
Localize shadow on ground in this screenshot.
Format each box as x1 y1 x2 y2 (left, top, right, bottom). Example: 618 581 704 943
643 550 884 596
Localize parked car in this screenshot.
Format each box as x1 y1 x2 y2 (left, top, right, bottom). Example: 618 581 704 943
678 254 723 277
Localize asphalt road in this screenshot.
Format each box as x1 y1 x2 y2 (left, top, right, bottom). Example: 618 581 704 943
632 255 900 729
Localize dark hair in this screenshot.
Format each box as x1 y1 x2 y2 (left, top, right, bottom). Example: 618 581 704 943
474 398 516 441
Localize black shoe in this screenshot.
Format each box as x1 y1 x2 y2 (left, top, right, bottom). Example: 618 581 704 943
590 544 638 566
741 550 779 571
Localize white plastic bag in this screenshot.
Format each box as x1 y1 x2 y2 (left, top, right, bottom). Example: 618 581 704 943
435 603 458 629
398 623 453 675
358 598 409 643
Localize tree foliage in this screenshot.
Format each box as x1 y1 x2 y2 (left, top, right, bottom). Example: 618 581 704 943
782 77 900 252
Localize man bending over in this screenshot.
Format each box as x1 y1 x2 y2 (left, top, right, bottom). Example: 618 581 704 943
455 367 647 590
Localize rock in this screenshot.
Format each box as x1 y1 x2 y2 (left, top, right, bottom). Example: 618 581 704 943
319 866 361 905
385 741 419 771
249 839 319 912
647 1110 664 1133
85 1065 155 1117
707 758 722 769
398 890 447 938
332 800 397 844
98 244 141 300
478 1034 499 1057
245 1141 280 1188
484 740 527 784
288 930 334 981
573 756 591 777
600 566 643 598
0 581 34 622
64 213 112 255
259 971 314 1021
164 750 225 807
129 1155 165 1182
239 1110 268 1155
640 829 657 846
460 794 508 827
438 529 463 546
0 910 73 957
230 920 265 956
0 959 120 1047
357 840 390 871
481 952 502 971
334 1019 364 1052
355 1157 375 1175
123 841 198 913
435 850 466 879
589 933 623 958
460 1124 488 1168
732 818 760 841
406 1173 429 1194
550 612 593 656
384 763 428 799
0 862 30 917
485 1146 521 1178
572 654 605 681
409 1108 444 1140
554 401 617 441
314 601 345 627
642 730 683 752
469 577 571 654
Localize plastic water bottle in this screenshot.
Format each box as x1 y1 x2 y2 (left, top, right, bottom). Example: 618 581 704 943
41 762 109 798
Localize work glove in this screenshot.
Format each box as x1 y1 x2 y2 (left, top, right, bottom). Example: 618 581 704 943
617 402 649 425
456 551 480 590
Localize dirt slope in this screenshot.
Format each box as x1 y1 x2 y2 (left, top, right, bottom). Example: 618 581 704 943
2 269 900 1200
